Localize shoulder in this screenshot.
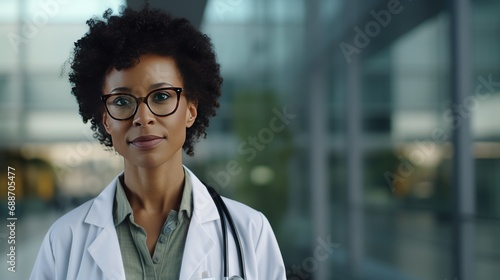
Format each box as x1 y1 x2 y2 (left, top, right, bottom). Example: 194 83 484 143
219 195 276 245
220 194 285 274
220 196 266 225
45 199 95 240
45 177 118 241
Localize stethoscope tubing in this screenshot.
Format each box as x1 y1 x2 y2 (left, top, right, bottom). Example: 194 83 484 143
206 185 246 279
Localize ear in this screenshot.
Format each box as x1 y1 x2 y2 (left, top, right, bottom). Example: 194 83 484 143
186 100 198 128
102 112 112 134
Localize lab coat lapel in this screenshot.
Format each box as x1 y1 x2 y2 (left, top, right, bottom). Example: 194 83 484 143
85 176 126 280
87 225 125 279
180 168 220 280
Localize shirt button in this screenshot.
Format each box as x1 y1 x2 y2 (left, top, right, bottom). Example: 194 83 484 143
152 256 160 264
164 227 172 235
159 236 167 243
163 223 176 235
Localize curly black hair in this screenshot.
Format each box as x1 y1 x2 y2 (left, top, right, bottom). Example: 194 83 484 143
68 6 222 156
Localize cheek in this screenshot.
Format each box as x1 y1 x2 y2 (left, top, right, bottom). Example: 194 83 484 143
106 120 129 138
165 109 189 138
165 115 187 135
172 102 190 128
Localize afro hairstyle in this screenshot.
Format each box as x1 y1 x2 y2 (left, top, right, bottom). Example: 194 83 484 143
68 6 222 156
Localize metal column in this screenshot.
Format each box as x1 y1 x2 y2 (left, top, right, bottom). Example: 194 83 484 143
15 0 28 146
450 0 475 279
307 0 329 279
346 55 364 280
344 1 364 278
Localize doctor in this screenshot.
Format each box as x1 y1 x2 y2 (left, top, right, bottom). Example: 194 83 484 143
30 6 286 280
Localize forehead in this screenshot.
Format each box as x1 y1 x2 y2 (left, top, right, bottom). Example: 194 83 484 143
103 54 182 93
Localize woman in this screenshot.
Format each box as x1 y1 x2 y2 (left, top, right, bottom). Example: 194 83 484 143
30 7 286 280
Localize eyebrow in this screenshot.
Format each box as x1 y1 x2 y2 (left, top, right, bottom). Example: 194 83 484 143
109 87 130 93
109 82 174 94
148 82 173 91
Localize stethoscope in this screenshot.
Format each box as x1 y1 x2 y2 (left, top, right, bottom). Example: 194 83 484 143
206 185 246 280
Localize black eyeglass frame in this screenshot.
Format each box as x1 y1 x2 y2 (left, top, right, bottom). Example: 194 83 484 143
101 87 183 121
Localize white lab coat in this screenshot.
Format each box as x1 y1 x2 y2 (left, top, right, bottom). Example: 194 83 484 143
30 167 286 280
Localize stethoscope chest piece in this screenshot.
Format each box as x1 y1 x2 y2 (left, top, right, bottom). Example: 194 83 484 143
229 276 244 280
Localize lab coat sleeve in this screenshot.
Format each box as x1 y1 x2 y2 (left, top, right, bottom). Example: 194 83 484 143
254 212 287 280
30 227 56 280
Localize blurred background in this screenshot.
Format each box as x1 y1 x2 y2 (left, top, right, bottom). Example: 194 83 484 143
1 0 499 279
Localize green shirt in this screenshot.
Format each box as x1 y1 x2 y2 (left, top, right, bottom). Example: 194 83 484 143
113 169 192 280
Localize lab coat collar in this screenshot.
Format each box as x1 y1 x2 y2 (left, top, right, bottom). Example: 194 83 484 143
85 174 119 227
185 166 220 223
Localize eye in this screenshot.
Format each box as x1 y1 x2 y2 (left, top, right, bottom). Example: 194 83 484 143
151 91 172 103
111 95 134 106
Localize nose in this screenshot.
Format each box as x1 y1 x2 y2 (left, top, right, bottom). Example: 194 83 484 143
132 102 156 127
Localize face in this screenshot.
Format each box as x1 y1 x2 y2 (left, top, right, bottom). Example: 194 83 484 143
101 54 197 169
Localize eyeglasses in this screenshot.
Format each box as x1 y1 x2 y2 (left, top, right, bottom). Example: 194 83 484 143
101 87 182 120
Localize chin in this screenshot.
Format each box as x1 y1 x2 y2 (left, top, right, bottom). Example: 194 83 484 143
126 149 181 169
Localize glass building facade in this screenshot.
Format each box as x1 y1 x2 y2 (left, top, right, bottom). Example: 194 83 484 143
1 0 499 279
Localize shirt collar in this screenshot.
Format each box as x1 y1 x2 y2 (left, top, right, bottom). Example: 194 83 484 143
179 167 193 219
114 175 132 226
113 168 193 226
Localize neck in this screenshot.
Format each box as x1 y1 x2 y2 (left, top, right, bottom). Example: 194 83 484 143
122 153 185 215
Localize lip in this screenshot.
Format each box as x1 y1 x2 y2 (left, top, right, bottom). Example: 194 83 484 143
129 135 165 149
